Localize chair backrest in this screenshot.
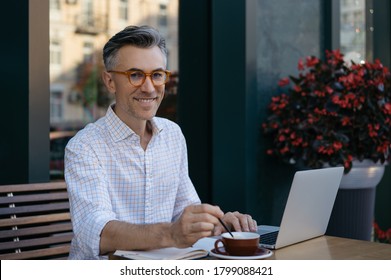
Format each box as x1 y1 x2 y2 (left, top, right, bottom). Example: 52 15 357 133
0 181 73 259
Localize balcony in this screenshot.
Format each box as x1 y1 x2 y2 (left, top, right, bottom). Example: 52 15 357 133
74 15 107 35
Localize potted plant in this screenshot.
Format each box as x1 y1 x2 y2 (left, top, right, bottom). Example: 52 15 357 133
262 49 391 240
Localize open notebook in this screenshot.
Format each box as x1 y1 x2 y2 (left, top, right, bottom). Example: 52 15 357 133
114 246 209 260
113 236 226 260
258 167 344 249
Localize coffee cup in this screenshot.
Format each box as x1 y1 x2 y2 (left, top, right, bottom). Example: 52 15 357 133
214 232 260 256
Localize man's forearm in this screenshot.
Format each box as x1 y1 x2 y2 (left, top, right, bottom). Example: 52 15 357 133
99 220 175 255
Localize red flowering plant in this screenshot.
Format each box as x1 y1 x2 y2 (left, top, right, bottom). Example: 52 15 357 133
373 221 391 243
262 49 391 173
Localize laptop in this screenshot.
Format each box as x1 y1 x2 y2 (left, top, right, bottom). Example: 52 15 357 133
258 166 344 249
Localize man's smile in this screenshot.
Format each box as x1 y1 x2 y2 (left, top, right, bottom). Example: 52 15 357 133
134 97 158 103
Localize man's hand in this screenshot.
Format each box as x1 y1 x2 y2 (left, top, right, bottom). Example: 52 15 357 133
170 204 224 248
213 211 257 236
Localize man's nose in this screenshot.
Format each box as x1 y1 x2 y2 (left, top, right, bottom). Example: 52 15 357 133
140 75 155 92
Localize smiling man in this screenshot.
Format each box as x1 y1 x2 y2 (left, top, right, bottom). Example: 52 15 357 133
64 26 257 259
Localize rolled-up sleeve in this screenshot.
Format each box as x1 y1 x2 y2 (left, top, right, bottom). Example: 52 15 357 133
65 137 117 259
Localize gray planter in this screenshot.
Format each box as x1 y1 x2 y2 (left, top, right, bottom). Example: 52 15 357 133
326 160 385 241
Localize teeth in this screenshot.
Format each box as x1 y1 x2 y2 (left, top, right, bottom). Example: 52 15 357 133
137 98 155 103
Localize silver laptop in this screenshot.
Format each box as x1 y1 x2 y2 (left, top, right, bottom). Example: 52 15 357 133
258 167 344 249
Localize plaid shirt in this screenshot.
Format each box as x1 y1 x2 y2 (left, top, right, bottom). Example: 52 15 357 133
65 105 200 259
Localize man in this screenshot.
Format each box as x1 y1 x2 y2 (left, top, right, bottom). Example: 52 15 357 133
65 25 257 259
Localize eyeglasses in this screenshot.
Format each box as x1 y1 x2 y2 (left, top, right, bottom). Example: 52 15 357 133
108 69 171 87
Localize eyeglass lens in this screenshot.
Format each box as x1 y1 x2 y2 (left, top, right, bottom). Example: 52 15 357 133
129 70 167 86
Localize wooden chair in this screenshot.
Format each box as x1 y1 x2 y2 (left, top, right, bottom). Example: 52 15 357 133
0 181 73 259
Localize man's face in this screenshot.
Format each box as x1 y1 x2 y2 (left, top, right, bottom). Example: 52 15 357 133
104 45 166 124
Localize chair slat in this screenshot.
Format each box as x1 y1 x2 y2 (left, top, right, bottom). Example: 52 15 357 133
0 202 70 216
0 192 69 205
0 233 73 251
0 182 67 194
0 212 70 227
0 222 73 239
0 245 71 260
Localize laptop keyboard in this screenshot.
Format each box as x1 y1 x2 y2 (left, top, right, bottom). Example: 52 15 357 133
260 231 279 245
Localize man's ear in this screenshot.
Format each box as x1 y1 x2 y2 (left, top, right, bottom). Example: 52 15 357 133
102 71 116 94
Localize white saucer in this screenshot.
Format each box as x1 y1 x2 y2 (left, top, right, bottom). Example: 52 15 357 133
209 246 273 260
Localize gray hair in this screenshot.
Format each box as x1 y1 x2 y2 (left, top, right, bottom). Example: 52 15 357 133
103 25 168 70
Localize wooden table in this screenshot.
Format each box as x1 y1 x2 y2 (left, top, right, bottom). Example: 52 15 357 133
109 235 391 260
266 235 391 260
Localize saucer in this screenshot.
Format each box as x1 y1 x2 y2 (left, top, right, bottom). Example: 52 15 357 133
209 246 273 260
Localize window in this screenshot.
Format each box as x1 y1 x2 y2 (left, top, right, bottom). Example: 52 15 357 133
50 39 62 66
159 3 168 27
83 0 94 26
50 0 61 20
50 39 62 76
119 0 128 21
50 0 61 11
340 0 373 63
50 89 63 122
83 41 94 63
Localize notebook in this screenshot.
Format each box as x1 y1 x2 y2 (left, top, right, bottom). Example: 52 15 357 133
113 246 208 260
258 166 344 249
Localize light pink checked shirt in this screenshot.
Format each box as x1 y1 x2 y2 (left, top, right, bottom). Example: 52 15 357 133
64 105 200 259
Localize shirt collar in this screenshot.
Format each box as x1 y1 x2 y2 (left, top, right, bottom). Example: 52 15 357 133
105 104 163 142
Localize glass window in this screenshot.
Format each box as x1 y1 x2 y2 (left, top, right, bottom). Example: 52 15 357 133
50 0 61 11
83 41 94 63
83 0 94 26
50 0 61 20
50 89 63 122
340 0 373 63
49 0 179 180
119 0 128 21
159 4 168 27
50 40 62 66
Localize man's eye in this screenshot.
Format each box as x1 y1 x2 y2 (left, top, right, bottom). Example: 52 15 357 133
152 72 164 79
130 71 144 79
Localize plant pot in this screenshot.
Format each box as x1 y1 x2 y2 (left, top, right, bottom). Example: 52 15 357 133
326 160 385 241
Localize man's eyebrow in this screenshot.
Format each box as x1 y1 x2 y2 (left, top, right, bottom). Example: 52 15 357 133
126 67 165 72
